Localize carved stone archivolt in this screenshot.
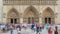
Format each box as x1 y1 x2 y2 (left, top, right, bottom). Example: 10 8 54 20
7 8 20 23
7 8 20 18
23 6 39 23
24 6 39 18
42 7 55 24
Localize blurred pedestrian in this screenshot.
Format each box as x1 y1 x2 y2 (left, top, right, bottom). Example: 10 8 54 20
2 28 5 32
17 27 21 34
12 28 17 34
36 23 40 34
11 29 13 34
31 23 35 30
48 27 52 34
54 26 58 34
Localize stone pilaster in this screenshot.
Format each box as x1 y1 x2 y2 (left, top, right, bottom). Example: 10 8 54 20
0 0 3 23
20 18 23 23
20 13 23 23
39 13 42 24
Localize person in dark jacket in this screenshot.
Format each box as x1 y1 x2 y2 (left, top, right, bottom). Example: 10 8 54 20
54 26 58 34
36 23 40 33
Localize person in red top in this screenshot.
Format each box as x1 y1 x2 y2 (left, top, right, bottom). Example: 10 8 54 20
48 27 52 34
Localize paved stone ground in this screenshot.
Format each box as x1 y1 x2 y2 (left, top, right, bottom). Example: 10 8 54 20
1 31 10 34
1 28 36 34
1 28 57 34
1 31 36 34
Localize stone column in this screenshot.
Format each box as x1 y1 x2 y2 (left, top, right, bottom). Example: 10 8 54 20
39 18 42 24
0 0 3 23
20 13 23 23
20 18 23 23
47 18 48 24
39 13 42 24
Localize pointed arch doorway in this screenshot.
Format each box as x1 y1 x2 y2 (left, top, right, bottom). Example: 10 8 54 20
7 8 20 24
42 7 55 24
23 6 39 24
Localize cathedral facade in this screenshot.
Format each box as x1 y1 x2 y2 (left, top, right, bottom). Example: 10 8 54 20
0 0 60 24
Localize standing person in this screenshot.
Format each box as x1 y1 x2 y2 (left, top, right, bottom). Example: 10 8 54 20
17 27 21 34
36 23 40 34
18 30 21 34
34 25 36 32
31 23 35 30
39 24 42 31
11 29 13 34
11 28 17 34
54 26 58 34
2 27 5 32
48 27 52 34
41 27 48 34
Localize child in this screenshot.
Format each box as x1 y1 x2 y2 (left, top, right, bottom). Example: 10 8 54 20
48 27 52 34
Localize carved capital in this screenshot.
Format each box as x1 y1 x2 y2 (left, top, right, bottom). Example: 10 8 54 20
20 13 23 18
55 13 58 18
38 13 41 18
3 13 6 18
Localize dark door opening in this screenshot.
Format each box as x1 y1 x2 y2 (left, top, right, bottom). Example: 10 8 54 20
11 18 13 24
45 18 47 24
48 18 51 24
32 17 34 23
10 18 17 24
14 18 17 24
28 17 30 24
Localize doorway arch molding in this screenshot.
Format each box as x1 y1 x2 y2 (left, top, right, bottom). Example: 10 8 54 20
7 8 20 24
42 7 55 24
23 6 39 24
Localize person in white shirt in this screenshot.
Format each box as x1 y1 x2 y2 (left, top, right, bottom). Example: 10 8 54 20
41 27 48 34
11 28 18 34
17 28 21 34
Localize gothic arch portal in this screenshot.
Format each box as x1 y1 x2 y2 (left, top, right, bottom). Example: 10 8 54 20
7 8 20 24
23 6 39 24
42 7 55 24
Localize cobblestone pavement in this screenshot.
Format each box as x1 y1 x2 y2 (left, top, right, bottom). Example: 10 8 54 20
1 31 36 34
1 29 57 34
1 29 36 34
1 31 10 34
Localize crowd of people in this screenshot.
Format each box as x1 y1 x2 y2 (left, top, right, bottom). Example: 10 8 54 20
0 23 59 34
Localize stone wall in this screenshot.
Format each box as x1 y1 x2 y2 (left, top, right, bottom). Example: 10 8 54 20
0 0 59 24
